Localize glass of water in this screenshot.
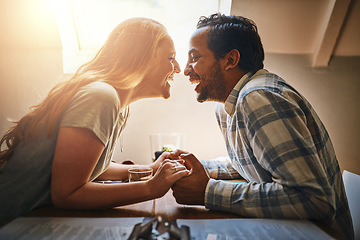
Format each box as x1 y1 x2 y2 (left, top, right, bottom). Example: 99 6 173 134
128 167 153 182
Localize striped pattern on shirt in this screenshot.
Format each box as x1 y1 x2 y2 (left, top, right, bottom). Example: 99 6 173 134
203 69 354 240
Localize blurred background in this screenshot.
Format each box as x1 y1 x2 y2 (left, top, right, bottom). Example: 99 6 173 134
0 0 359 174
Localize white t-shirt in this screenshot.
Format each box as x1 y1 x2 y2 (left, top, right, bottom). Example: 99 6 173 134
0 82 124 226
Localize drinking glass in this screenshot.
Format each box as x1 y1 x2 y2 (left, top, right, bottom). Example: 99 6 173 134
128 167 153 182
149 133 185 161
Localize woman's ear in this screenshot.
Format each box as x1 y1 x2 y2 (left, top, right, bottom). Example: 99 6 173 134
224 49 240 71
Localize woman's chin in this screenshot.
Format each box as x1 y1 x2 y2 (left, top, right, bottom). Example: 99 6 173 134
162 91 171 99
161 84 171 99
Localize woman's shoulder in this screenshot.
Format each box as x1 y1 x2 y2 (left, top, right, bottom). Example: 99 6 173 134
78 82 120 104
82 82 118 96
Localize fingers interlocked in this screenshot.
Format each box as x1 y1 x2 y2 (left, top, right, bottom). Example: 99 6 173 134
160 159 187 175
173 162 183 172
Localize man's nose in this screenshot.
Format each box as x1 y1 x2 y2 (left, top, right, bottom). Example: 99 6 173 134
184 63 192 76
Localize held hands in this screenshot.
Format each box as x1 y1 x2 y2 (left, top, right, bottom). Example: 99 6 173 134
149 149 188 172
148 158 190 199
171 152 210 206
147 150 186 175
145 149 210 205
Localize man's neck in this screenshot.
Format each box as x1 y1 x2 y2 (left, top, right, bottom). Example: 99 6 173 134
223 68 247 102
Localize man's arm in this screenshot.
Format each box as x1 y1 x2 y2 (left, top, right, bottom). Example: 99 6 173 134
200 157 243 180
170 149 243 180
205 89 335 220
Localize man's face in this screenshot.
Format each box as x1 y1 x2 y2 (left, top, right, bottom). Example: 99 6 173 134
184 27 227 103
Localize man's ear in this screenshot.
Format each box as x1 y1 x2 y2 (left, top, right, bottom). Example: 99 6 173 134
224 49 240 71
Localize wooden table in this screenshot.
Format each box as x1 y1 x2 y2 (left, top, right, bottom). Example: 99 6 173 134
26 190 239 220
26 190 344 239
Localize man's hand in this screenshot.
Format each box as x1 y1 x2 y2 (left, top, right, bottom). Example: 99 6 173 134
171 153 210 205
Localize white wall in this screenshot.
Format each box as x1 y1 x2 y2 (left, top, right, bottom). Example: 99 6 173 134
0 49 63 128
263 54 360 174
114 74 228 164
1 51 359 174
114 54 360 173
0 0 359 174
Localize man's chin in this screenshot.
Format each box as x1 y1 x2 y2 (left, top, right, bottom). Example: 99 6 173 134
196 90 208 103
197 95 207 103
197 92 222 103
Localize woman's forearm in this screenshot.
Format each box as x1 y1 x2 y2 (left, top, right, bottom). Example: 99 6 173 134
95 162 137 181
52 181 153 209
52 160 189 210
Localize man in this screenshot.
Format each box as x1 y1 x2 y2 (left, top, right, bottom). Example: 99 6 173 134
171 13 354 239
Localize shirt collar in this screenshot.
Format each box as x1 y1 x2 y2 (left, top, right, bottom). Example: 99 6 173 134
224 69 269 116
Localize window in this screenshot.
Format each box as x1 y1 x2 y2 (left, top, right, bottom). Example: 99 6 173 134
51 0 231 73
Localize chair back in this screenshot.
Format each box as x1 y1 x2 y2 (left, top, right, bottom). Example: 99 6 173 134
343 170 360 240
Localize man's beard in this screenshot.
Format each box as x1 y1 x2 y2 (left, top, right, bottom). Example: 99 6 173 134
197 60 226 103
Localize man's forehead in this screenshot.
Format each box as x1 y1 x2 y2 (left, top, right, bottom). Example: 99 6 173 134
188 26 210 52
191 26 210 41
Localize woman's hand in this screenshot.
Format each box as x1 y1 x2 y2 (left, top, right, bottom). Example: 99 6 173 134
147 151 171 173
168 149 189 160
148 159 190 198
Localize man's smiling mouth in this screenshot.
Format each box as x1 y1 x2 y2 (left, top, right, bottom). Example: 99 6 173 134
189 74 201 85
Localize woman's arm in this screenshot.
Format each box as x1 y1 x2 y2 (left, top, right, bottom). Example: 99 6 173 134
95 162 135 181
51 127 189 210
96 151 172 181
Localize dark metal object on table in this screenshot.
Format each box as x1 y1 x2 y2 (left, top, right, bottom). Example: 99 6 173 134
154 151 164 161
128 216 190 240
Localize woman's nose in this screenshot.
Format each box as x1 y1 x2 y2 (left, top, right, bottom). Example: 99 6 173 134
174 59 181 73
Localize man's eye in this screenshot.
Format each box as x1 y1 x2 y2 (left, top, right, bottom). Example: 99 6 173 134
190 55 199 62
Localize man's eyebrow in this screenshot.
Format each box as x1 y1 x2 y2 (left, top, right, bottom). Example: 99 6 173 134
188 48 198 55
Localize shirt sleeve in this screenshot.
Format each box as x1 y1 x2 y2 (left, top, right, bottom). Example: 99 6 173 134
200 157 243 179
60 83 121 146
206 103 243 180
205 89 335 221
201 157 243 180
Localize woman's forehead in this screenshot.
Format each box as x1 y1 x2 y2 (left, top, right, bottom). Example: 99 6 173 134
158 37 176 54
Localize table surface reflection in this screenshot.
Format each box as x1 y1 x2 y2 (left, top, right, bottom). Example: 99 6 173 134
26 190 343 239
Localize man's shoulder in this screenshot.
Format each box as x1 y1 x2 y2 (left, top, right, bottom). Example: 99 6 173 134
239 70 286 100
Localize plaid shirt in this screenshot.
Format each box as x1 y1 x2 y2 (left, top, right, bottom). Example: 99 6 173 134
202 69 354 239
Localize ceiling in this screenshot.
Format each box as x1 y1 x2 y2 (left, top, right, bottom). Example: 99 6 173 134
59 0 360 70
1 0 358 71
230 0 360 67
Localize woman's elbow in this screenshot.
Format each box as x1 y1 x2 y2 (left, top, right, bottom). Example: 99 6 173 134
51 191 70 209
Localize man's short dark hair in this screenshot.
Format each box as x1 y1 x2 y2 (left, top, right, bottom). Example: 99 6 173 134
197 13 264 73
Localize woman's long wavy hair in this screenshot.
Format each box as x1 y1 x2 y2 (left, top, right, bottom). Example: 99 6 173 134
0 17 169 170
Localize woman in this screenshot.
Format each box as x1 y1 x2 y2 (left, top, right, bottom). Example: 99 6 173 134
0 17 188 225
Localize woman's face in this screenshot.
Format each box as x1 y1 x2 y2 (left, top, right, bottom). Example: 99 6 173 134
143 37 181 99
